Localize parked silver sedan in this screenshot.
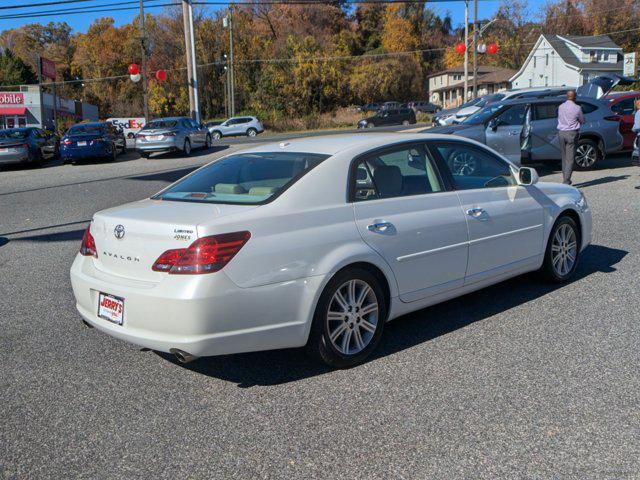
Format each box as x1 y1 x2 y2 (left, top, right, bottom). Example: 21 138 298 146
135 117 211 158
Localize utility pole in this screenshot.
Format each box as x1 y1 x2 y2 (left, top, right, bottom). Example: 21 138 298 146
139 0 149 122
224 12 235 116
463 0 469 104
472 0 478 99
182 0 200 122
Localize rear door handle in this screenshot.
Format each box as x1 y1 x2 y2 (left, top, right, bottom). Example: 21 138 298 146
367 221 394 233
466 208 485 218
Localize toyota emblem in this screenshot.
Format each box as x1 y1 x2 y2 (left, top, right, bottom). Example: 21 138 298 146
114 224 125 239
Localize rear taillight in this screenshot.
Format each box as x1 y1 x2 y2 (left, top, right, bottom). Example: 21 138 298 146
152 231 250 274
604 115 620 121
80 225 98 258
164 132 177 137
62 138 72 145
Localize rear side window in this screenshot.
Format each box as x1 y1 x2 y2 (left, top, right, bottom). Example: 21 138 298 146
534 103 560 120
495 105 528 126
610 98 635 115
432 142 517 190
155 152 328 205
577 101 598 114
352 144 443 201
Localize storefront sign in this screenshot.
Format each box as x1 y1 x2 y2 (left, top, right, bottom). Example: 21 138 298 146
623 53 638 77
0 92 24 105
40 57 57 80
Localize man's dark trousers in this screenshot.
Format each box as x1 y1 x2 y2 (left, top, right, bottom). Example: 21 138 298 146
559 130 579 184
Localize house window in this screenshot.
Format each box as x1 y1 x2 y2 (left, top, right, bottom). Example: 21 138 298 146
529 79 532 87
603 52 609 61
545 54 549 66
533 56 536 68
590 50 597 62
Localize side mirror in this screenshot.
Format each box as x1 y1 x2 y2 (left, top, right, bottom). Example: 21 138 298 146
488 118 499 131
518 167 539 185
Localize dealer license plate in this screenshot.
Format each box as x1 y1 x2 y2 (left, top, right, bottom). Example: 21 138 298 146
77 141 87 146
98 292 124 325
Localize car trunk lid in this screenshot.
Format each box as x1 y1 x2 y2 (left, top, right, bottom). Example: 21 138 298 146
576 73 636 99
90 199 257 281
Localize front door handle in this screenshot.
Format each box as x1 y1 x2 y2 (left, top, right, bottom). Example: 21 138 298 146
367 221 394 233
466 208 485 218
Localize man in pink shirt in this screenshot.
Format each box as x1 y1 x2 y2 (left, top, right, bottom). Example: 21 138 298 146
557 90 585 185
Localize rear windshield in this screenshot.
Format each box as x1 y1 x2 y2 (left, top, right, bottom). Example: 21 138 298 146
0 129 29 139
144 120 178 129
68 125 104 135
154 151 329 204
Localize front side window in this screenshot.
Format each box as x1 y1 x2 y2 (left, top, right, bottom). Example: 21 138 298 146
494 104 528 126
155 152 328 205
432 142 517 190
352 144 443 202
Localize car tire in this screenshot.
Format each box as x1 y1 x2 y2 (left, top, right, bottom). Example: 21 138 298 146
212 131 222 140
366 122 374 129
402 120 410 126
306 267 387 368
574 138 600 170
540 215 581 283
183 139 192 156
246 128 257 137
205 134 212 149
120 142 127 154
140 152 150 159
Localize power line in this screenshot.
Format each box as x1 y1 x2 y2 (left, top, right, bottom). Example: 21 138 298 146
0 0 97 10
0 0 174 20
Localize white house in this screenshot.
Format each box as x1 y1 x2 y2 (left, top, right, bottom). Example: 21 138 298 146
510 34 623 89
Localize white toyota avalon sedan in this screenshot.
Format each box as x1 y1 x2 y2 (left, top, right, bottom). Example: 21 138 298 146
70 133 591 367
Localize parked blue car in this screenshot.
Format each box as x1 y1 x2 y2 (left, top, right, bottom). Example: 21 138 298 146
0 127 59 167
60 122 126 164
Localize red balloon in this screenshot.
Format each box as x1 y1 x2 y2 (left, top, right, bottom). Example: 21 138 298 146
487 43 499 55
155 69 167 82
455 43 466 54
127 63 140 75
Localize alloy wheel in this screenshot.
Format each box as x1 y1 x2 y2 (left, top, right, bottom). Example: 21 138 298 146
326 279 378 356
551 223 578 277
213 132 221 140
575 144 597 168
247 129 257 137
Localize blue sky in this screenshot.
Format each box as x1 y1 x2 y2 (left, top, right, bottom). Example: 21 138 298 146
0 0 547 33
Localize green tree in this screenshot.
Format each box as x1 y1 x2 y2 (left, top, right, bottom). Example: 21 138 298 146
0 48 36 86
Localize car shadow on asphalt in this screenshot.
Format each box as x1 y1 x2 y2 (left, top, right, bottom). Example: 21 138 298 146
142 146 228 160
160 243 627 388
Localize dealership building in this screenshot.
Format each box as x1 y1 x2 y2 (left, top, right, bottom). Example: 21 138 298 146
0 86 99 130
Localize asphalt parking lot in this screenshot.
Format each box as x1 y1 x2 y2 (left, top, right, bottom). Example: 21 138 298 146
1 143 639 478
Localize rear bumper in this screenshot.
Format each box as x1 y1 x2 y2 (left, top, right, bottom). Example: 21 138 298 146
70 255 324 357
61 144 109 160
135 139 180 152
0 151 29 165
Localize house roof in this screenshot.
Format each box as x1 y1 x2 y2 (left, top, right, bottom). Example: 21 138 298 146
426 64 502 79
562 34 621 49
430 67 516 93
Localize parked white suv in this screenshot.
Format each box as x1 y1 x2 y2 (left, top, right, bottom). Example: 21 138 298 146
207 116 264 140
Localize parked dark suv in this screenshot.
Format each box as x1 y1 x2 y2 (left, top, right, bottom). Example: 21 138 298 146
357 108 417 129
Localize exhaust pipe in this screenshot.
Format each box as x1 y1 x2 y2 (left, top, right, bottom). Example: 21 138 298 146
170 348 199 364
